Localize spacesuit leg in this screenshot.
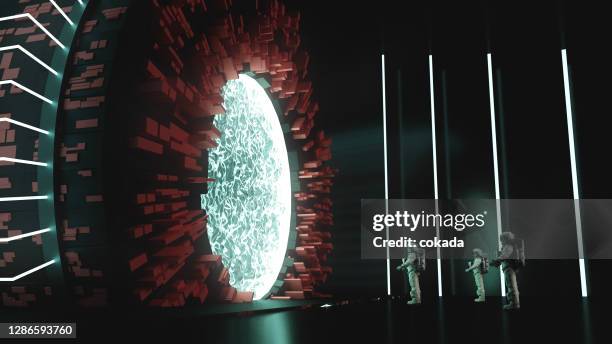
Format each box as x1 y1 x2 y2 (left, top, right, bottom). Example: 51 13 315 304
407 269 421 304
503 267 520 309
474 273 485 302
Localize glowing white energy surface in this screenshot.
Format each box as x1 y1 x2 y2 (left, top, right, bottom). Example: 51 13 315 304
201 74 291 300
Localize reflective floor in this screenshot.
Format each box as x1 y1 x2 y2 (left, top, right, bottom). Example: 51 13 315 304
188 297 603 344
1 297 605 343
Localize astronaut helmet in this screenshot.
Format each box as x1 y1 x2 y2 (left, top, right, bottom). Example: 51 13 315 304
499 231 516 244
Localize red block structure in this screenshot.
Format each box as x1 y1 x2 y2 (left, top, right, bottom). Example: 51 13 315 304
2 0 335 308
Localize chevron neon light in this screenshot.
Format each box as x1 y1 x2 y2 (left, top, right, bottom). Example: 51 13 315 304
0 117 50 135
0 259 56 282
0 13 65 49
0 228 51 243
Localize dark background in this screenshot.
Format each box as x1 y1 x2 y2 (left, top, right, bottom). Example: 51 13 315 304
284 0 612 299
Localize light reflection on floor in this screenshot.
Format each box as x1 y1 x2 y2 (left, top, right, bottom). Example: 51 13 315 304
0 297 601 343
192 297 599 344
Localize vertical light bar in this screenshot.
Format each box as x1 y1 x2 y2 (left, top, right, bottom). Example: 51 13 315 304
428 54 443 297
487 53 506 297
381 54 391 296
561 49 588 297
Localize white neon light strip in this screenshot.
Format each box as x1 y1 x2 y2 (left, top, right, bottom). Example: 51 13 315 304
486 53 506 297
0 45 58 75
0 117 50 135
0 228 51 243
561 49 588 297
0 195 48 202
0 80 53 104
0 13 65 49
49 0 74 26
428 55 443 297
77 0 84 5
0 157 47 167
381 54 391 296
0 259 55 282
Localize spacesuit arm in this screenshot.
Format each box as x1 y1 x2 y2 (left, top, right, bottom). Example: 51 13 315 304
497 245 514 260
465 257 481 272
396 259 409 271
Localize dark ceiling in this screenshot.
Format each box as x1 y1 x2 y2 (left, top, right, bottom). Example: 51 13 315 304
285 0 612 297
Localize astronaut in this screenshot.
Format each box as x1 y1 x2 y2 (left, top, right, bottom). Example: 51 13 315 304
465 248 486 303
396 248 422 305
492 232 521 310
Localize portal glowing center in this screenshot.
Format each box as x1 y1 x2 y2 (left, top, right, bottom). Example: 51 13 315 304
201 74 292 300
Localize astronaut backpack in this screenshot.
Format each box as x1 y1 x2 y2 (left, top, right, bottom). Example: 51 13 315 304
513 239 526 269
415 249 426 272
480 256 489 274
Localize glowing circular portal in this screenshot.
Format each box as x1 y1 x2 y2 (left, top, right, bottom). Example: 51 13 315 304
201 74 292 300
